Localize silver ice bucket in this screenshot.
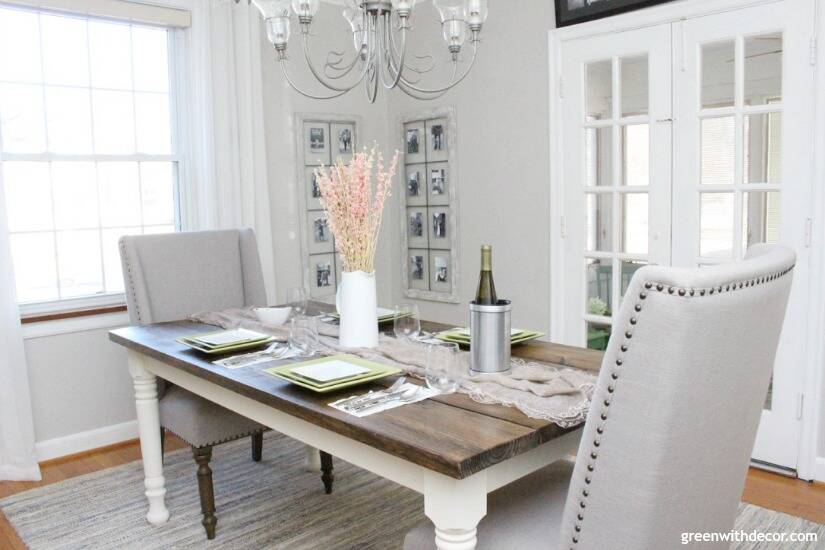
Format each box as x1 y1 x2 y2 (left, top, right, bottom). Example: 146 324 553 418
469 300 512 374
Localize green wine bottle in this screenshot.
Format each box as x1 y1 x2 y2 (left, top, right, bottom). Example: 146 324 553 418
474 245 498 305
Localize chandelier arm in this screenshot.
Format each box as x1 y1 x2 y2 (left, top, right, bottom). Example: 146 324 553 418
398 43 478 94
300 28 371 92
323 49 361 78
279 58 352 100
380 13 406 90
386 17 434 77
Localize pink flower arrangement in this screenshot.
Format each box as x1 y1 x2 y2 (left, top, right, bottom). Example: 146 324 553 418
314 146 398 274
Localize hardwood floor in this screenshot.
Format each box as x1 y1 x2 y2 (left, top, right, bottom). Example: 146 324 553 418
1 437 823 547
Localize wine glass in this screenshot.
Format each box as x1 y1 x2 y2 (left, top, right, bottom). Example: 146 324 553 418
425 342 461 394
289 316 318 358
287 286 308 317
393 303 421 340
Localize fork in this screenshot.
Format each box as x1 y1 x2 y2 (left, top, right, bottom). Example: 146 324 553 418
337 377 406 410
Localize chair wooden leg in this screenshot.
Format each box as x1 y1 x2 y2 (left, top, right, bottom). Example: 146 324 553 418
159 428 165 458
193 446 217 540
320 450 334 494
251 432 263 462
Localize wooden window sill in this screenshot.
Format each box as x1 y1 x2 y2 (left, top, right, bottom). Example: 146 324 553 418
21 304 127 324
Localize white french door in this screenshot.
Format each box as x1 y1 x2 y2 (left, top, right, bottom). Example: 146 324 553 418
554 1 815 471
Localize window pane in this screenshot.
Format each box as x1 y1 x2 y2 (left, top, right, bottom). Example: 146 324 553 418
621 55 647 117
701 41 735 108
701 116 735 185
621 193 648 254
620 260 647 297
700 192 734 258
622 124 649 186
142 224 175 235
3 161 52 232
98 162 141 227
744 112 781 184
586 193 613 252
0 7 42 83
585 126 612 187
40 14 89 87
586 258 611 317
745 33 782 106
92 90 136 154
52 161 98 230
101 227 140 293
0 83 46 153
140 162 175 225
45 86 93 154
743 191 780 255
132 27 169 92
10 232 58 302
89 20 133 90
56 229 102 298
587 322 611 351
135 92 171 154
586 59 612 120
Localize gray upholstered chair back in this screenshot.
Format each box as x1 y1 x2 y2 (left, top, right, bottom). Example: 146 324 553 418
558 245 795 550
119 228 267 325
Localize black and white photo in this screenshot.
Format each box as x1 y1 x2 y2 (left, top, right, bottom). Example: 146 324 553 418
310 127 325 151
431 124 444 151
314 217 330 243
315 261 332 287
311 173 321 199
434 256 448 283
409 212 424 238
410 255 424 280
408 171 421 197
338 127 352 153
406 129 420 154
432 212 446 239
431 168 446 195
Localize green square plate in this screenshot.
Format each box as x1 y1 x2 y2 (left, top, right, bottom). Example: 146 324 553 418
265 354 402 393
176 335 278 355
435 329 545 347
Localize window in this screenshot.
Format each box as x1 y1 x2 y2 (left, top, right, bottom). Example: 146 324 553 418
0 4 180 309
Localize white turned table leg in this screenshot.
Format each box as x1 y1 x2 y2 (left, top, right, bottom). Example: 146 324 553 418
303 445 322 472
128 352 169 525
424 471 487 550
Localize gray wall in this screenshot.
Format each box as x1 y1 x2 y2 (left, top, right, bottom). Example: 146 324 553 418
385 0 557 332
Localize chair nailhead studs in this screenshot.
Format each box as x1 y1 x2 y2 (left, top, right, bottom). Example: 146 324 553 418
616 359 623 366
635 304 642 312
709 288 714 295
587 464 594 472
600 413 607 420
573 536 579 543
578 513 584 521
620 345 628 352
575 525 581 532
656 284 664 291
678 288 686 296
700 289 706 296
585 476 592 484
582 490 589 497
607 385 614 393
625 331 633 338
580 501 586 509
611 373 618 380
603 399 610 406
596 427 603 434
639 291 647 300
644 282 652 289
668 287 675 294
593 440 600 447
689 289 695 296
630 317 637 325
591 451 598 459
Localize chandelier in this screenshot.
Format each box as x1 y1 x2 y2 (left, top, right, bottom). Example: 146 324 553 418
251 0 488 102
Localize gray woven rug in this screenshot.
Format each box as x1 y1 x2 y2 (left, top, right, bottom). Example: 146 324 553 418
1 432 823 549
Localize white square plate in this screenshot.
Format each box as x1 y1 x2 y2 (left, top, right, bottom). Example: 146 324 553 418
195 328 269 347
291 360 371 383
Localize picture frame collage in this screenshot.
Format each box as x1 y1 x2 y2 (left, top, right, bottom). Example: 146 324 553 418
400 107 460 303
296 116 358 299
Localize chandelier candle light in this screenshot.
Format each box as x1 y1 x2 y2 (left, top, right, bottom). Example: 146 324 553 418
315 147 398 348
251 0 489 102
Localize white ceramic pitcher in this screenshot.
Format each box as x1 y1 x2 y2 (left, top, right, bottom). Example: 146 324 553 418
335 270 379 348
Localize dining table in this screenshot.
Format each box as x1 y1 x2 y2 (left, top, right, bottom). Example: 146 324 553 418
109 302 603 550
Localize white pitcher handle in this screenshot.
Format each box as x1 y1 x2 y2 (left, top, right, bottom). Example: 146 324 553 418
335 280 342 315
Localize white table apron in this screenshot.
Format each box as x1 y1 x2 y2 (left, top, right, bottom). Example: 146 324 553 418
128 350 583 550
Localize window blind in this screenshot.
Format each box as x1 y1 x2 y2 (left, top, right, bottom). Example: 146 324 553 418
0 0 190 27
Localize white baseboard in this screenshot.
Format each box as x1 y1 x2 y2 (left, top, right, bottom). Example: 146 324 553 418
815 457 825 484
35 420 138 462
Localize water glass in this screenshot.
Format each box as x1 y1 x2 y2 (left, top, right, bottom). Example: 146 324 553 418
287 286 308 317
393 303 421 340
289 316 318 357
425 342 461 394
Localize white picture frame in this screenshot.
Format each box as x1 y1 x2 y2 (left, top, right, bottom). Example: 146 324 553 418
408 249 430 290
307 212 334 254
404 121 426 164
309 253 336 298
305 167 323 210
428 162 450 206
303 122 330 165
331 122 355 164
429 250 452 293
407 207 429 249
428 206 450 250
426 118 449 162
406 164 427 207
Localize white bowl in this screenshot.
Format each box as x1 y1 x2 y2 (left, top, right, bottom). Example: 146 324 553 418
254 307 292 326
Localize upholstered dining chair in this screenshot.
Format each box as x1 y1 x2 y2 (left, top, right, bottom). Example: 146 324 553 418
405 244 795 550
119 228 333 540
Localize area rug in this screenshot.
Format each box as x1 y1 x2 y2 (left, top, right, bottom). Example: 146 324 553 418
1 433 823 549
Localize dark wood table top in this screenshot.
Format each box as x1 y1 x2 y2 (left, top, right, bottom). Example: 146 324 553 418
109 303 603 479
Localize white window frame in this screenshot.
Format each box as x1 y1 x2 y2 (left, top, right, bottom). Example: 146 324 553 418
0 0 195 317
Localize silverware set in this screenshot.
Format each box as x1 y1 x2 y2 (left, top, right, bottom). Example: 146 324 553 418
334 378 422 414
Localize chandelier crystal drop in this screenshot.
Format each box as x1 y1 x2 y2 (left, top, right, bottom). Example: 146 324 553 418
251 0 488 102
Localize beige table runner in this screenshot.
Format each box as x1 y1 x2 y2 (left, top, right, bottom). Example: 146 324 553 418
192 308 596 428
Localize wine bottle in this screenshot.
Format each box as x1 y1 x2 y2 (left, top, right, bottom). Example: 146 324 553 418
474 245 498 305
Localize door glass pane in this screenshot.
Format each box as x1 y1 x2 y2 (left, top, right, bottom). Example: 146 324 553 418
744 112 782 184
587 322 612 351
701 116 735 185
0 7 42 83
586 258 612 317
743 191 780 254
56 229 103 298
586 60 612 120
701 41 735 108
745 33 782 106
622 124 649 186
0 83 46 153
45 86 93 154
621 260 647 297
586 193 613 252
52 161 98 230
9 232 58 302
621 193 648 254
700 192 735 258
585 126 612 187
2 161 52 232
621 55 648 116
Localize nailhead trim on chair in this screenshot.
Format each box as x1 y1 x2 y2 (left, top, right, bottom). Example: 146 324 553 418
119 239 143 324
568 264 795 549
